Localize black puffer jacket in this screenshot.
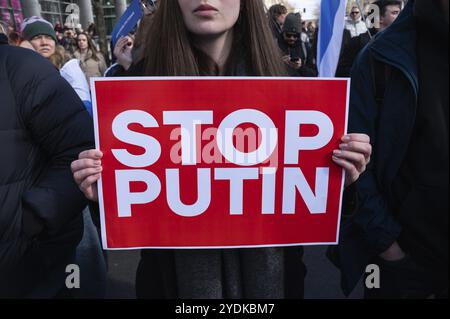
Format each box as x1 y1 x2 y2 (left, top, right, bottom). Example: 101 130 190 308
0 36 94 297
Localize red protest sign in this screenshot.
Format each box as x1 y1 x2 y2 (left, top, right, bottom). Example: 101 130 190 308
92 78 349 249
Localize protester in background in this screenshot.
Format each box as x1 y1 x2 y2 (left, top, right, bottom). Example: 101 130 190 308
0 22 18 47
0 21 20 46
22 17 59 59
335 28 371 77
301 21 310 45
7 31 22 46
331 0 449 299
87 22 97 39
268 4 288 41
74 32 107 82
54 22 64 34
75 24 84 35
278 13 317 77
306 22 316 41
345 5 369 38
71 0 372 299
0 26 94 298
23 18 90 108
336 4 376 77
51 46 94 116
60 26 78 56
370 0 403 35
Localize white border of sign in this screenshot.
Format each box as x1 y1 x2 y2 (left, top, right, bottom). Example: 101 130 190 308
91 77 350 250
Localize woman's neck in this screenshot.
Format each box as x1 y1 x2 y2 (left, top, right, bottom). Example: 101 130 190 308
80 47 88 54
192 30 234 75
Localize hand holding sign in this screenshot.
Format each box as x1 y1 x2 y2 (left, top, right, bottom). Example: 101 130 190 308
333 133 371 187
71 149 103 202
80 78 371 249
72 135 370 203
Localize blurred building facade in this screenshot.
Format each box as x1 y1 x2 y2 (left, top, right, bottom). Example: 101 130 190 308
0 0 23 31
0 0 408 35
0 0 130 34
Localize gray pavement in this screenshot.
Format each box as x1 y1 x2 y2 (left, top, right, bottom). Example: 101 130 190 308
105 246 363 299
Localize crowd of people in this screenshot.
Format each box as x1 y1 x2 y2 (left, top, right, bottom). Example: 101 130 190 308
0 0 448 300
0 1 404 83
2 16 105 101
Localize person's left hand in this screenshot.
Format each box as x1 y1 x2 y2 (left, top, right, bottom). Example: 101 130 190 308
288 58 302 70
332 134 372 187
282 55 302 69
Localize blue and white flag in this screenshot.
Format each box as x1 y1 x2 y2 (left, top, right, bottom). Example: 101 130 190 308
317 0 347 77
111 0 143 49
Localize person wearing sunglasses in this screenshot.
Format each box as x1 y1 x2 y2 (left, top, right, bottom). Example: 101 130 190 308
345 6 369 38
268 4 288 41
277 13 317 77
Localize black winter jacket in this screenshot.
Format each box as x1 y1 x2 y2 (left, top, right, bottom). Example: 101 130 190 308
0 37 94 297
329 0 448 295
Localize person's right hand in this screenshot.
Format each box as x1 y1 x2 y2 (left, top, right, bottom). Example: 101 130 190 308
71 149 103 202
113 36 133 71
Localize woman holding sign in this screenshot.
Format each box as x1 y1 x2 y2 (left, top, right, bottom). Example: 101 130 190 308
71 0 372 299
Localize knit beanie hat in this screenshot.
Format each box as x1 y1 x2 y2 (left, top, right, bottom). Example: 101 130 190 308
282 13 302 34
22 16 57 42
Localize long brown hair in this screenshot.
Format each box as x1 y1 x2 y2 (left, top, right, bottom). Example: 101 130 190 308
142 0 286 76
76 32 102 61
48 45 71 70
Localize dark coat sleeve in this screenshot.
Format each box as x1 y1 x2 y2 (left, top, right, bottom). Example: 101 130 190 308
347 50 402 254
299 44 318 77
14 52 95 234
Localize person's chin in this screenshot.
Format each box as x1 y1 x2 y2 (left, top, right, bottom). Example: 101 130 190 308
39 51 52 58
191 25 229 37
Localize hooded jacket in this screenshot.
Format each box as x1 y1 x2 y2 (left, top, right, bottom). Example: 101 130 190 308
330 0 449 295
